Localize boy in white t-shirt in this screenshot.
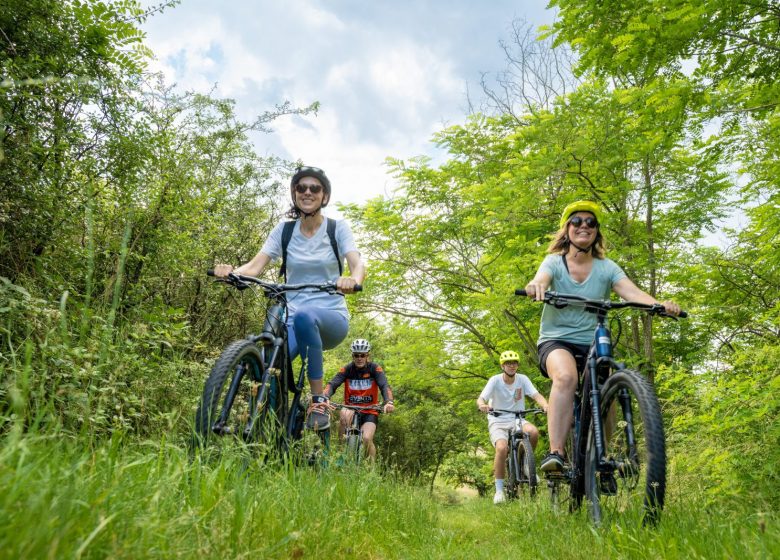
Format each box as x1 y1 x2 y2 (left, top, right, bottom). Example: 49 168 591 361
477 350 549 504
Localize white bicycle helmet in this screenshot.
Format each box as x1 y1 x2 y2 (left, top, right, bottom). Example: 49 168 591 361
350 339 371 353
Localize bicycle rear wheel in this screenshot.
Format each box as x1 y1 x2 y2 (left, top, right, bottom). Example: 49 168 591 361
194 339 285 452
517 437 537 497
585 369 666 526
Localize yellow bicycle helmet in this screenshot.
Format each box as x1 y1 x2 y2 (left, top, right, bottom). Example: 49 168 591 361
559 200 603 229
499 350 520 365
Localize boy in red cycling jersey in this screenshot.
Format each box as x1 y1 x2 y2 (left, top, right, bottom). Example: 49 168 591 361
323 339 395 461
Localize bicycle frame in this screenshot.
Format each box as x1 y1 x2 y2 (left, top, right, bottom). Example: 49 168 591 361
204 271 358 451
516 288 686 521
491 408 543 496
332 403 383 462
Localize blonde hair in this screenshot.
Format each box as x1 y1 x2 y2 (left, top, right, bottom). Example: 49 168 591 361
547 224 606 258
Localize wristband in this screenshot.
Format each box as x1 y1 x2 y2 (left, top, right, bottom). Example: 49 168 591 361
312 395 329 404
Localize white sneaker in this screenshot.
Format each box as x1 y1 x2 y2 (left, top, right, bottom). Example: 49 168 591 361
493 490 506 504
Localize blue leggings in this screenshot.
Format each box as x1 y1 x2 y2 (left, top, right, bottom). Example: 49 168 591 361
287 307 349 381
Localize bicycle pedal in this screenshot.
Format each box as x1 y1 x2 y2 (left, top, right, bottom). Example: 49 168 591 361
213 425 234 436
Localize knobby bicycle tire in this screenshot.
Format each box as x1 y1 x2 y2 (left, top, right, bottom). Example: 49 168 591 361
194 339 284 451
505 442 519 499
346 432 362 464
518 437 537 497
585 369 666 526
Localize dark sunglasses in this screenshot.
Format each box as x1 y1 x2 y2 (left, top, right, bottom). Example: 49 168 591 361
295 183 323 194
568 216 599 228
352 353 368 359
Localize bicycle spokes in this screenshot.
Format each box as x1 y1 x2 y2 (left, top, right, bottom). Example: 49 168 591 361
588 370 666 526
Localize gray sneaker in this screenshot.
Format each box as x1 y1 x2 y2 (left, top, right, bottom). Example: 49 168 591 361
306 409 330 431
306 395 330 431
540 452 565 472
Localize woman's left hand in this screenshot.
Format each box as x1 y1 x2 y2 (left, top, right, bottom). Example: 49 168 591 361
661 300 682 316
336 277 359 293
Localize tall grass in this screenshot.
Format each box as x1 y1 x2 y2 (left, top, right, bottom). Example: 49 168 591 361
0 432 776 559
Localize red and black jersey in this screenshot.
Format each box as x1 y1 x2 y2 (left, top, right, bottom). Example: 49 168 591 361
325 362 393 416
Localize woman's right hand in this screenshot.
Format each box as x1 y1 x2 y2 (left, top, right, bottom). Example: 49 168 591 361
213 264 234 278
524 280 548 301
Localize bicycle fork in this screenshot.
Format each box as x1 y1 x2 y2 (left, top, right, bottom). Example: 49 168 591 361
587 354 609 473
615 387 639 474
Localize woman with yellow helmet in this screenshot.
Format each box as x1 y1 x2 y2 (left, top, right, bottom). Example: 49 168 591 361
477 350 549 504
523 201 681 473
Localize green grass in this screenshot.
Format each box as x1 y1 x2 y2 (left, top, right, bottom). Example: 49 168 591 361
0 431 776 559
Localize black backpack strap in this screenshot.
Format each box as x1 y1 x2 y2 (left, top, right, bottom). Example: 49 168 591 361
280 218 342 280
326 217 343 276
279 220 296 280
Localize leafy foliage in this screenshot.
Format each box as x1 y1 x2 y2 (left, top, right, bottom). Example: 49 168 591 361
0 0 778 519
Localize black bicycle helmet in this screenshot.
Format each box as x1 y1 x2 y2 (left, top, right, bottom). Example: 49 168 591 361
290 165 331 208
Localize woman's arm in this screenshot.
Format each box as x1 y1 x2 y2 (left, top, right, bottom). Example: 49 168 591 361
524 269 553 301
213 252 271 278
613 277 681 316
337 250 365 293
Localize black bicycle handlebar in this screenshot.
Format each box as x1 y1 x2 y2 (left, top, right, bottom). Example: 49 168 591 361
489 408 545 417
514 289 687 318
331 403 384 413
207 270 362 293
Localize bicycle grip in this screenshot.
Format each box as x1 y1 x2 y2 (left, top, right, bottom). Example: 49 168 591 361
353 284 362 292
207 269 215 277
514 289 528 296
678 310 688 319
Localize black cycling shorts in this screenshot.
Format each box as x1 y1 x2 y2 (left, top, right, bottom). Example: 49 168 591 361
356 412 378 427
537 340 590 378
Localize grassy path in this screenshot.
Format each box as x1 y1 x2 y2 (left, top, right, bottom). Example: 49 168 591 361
0 434 776 559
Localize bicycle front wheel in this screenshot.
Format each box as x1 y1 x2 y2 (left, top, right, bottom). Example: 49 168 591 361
346 432 362 464
517 437 537 497
505 443 519 499
194 339 284 451
585 369 666 526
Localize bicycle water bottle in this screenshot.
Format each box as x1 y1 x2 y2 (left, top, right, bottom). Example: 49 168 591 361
263 303 285 336
595 322 612 358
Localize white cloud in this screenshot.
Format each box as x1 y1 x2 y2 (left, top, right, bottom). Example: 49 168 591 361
273 108 404 210
139 0 554 210
288 0 347 31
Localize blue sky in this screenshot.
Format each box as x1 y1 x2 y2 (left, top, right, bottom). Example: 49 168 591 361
139 0 555 211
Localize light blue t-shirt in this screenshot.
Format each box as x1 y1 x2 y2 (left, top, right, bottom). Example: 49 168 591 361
261 218 358 318
537 254 627 345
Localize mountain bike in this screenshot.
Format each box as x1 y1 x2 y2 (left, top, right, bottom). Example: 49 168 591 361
194 271 360 458
490 408 544 499
331 403 384 464
515 289 687 525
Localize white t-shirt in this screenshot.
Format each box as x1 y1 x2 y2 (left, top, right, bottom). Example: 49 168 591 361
261 218 358 318
479 373 539 427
